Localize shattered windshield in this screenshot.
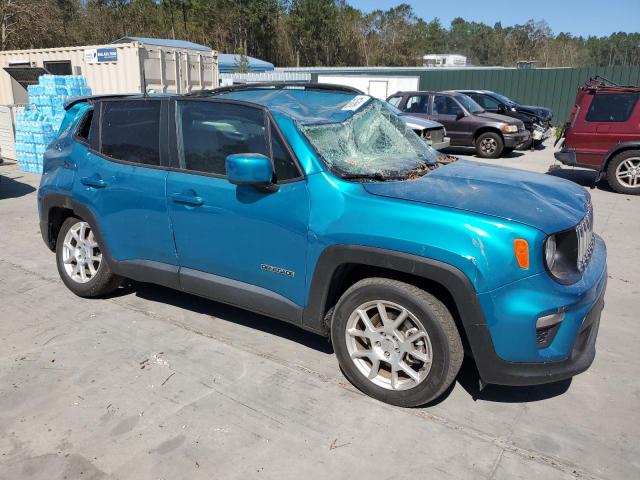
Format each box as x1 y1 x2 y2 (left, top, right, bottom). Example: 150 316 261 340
299 99 439 180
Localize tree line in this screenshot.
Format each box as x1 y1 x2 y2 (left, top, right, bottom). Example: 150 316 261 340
1 0 639 68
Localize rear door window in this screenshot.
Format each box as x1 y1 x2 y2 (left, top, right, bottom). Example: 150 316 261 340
100 100 161 165
585 93 639 122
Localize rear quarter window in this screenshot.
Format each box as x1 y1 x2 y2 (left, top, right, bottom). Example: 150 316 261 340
585 93 639 123
75 108 98 150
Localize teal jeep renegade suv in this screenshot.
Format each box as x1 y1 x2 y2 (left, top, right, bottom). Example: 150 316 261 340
38 84 607 407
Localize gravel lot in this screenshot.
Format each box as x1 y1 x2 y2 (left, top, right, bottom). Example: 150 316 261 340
1 138 639 479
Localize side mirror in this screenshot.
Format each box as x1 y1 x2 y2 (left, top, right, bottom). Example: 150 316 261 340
226 153 278 193
455 110 465 120
497 103 507 112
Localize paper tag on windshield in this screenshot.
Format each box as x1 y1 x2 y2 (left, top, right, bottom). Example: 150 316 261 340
341 95 370 111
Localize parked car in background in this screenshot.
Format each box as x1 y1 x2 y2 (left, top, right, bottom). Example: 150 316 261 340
39 84 606 407
456 90 553 147
396 113 450 150
388 91 529 158
555 78 640 195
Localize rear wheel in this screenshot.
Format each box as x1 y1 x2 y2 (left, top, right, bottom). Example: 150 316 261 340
606 150 640 195
56 217 121 297
331 278 463 407
475 132 504 158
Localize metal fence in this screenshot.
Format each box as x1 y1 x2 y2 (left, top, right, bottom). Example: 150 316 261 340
305 66 640 125
220 71 311 84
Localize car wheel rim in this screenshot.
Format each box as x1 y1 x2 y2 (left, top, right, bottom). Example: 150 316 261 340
616 158 640 188
345 300 433 391
62 221 102 284
480 138 497 154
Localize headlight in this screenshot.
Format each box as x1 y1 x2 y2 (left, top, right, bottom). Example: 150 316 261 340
545 235 556 270
502 125 518 133
544 231 581 285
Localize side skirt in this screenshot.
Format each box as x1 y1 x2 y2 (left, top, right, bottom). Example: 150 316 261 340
112 260 310 333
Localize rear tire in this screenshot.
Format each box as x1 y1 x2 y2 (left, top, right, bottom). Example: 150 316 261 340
475 132 504 158
331 278 463 407
606 150 640 195
55 217 122 297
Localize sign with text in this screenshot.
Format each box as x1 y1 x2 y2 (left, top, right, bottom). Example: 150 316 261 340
84 47 118 64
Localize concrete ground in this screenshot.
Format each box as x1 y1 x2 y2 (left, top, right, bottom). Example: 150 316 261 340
0 138 638 480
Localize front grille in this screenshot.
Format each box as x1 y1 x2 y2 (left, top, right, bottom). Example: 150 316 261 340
426 128 444 144
576 201 594 272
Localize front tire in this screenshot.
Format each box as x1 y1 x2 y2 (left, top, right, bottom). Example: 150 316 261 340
331 278 463 407
56 217 121 297
475 132 504 158
606 150 640 195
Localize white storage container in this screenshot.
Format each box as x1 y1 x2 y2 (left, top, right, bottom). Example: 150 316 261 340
0 40 218 105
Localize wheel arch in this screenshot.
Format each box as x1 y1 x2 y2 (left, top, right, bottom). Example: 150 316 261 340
40 193 112 262
302 245 487 357
472 126 504 143
601 142 640 172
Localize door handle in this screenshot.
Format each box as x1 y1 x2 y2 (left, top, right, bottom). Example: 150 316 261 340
80 176 106 188
171 192 204 206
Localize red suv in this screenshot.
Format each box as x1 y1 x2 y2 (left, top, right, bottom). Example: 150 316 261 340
555 78 640 194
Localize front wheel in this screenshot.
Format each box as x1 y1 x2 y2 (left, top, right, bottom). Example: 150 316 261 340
331 278 463 407
606 150 640 195
56 217 122 297
475 132 504 158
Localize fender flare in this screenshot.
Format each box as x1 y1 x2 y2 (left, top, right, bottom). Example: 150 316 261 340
39 192 113 263
301 245 492 354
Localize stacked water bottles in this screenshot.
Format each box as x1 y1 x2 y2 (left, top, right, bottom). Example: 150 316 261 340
15 75 92 174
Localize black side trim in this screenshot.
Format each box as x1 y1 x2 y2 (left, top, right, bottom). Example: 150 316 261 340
180 268 304 327
117 260 180 290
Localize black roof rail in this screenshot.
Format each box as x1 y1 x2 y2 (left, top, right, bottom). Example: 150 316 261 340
186 82 365 96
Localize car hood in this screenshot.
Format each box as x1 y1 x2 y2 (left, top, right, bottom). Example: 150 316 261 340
516 104 553 121
362 160 589 234
475 111 524 126
399 114 443 131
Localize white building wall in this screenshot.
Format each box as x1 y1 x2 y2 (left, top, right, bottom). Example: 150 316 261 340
316 75 420 99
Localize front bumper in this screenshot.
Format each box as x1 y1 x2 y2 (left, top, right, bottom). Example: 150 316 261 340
554 148 577 166
430 137 451 151
471 234 607 386
504 131 531 148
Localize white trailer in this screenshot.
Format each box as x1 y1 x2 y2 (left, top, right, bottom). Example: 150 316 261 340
0 38 218 105
316 75 420 100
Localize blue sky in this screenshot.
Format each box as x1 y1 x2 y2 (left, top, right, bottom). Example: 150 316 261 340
346 0 640 37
